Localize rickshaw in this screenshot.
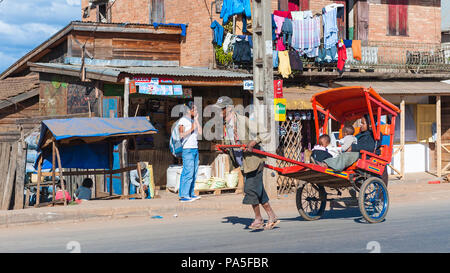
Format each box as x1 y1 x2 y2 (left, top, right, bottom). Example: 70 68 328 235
217 86 400 223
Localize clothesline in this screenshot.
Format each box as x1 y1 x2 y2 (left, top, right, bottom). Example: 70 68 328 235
211 2 359 77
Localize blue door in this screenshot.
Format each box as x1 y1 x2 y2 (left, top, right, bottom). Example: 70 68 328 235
103 97 123 195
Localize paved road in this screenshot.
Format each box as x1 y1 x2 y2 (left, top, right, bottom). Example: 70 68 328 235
0 199 449 253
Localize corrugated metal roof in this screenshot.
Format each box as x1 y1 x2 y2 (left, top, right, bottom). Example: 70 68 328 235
0 21 185 80
31 63 252 79
335 81 450 95
120 66 252 78
32 63 121 78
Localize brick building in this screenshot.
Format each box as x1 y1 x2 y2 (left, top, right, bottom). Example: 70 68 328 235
81 0 442 67
77 0 450 185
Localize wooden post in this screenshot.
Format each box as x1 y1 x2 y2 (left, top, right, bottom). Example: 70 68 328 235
122 77 130 196
109 142 113 196
437 96 442 177
52 142 56 206
136 162 144 199
149 164 155 198
35 156 43 207
2 142 18 210
14 127 26 210
400 97 405 179
54 144 67 206
24 188 30 207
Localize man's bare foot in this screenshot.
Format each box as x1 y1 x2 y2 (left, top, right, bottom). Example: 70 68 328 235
317 162 328 168
249 219 264 230
264 217 280 230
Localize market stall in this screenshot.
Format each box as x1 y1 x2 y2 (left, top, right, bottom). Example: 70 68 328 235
33 117 158 207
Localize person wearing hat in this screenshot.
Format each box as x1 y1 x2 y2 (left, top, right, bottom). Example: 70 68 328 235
214 96 280 230
130 162 151 199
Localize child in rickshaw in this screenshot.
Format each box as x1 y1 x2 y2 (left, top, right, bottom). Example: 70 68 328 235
310 134 333 164
316 118 373 172
336 125 357 154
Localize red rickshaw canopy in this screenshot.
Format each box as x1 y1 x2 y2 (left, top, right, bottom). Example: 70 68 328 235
311 86 400 122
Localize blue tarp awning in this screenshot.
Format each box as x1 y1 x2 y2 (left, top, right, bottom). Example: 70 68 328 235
35 117 158 170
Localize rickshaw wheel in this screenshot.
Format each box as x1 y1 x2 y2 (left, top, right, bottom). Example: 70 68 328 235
296 183 327 221
358 177 389 224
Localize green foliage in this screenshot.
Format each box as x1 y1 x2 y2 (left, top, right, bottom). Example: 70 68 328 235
223 21 233 33
214 45 233 66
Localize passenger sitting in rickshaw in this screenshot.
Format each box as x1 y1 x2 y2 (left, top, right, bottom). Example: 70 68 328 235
317 115 376 172
310 134 333 164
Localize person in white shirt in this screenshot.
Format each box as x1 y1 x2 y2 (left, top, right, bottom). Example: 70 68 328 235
178 101 202 202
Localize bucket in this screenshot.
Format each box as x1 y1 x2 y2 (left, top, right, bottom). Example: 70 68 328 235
225 172 239 188
166 165 183 192
196 165 212 181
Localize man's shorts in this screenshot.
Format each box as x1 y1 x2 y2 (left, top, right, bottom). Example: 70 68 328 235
242 166 269 205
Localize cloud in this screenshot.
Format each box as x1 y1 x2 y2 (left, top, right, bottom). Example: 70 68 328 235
0 51 23 73
0 0 80 73
66 0 81 6
0 20 60 47
0 0 81 26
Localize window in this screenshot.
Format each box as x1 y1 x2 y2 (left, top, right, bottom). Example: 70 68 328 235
416 104 436 142
98 4 108 23
394 104 436 143
388 0 408 36
394 104 417 143
299 0 309 11
278 0 309 11
150 0 165 24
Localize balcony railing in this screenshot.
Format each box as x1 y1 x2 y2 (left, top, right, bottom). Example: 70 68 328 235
345 41 450 73
215 41 450 74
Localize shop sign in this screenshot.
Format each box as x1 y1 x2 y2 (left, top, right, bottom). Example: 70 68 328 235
173 85 183 96
159 78 174 84
274 79 283 98
243 80 254 90
129 80 137 94
133 77 191 98
274 98 286 122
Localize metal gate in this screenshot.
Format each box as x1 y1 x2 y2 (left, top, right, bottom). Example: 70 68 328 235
276 110 317 195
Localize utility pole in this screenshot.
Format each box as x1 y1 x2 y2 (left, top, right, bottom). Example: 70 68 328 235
122 77 130 196
252 0 278 198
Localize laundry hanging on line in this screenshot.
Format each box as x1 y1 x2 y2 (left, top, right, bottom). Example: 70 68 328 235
210 20 224 47
291 15 321 58
220 0 252 24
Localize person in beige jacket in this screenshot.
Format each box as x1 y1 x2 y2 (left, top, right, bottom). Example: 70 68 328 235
214 96 279 230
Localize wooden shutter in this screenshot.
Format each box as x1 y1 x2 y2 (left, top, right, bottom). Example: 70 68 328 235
398 0 408 36
288 0 299 12
357 0 369 45
388 0 408 36
416 104 436 142
300 0 309 11
388 0 398 35
335 1 346 40
150 0 165 24
279 0 289 11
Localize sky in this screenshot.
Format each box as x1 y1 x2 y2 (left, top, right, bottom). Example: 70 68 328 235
443 0 450 32
0 0 449 74
0 0 81 73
